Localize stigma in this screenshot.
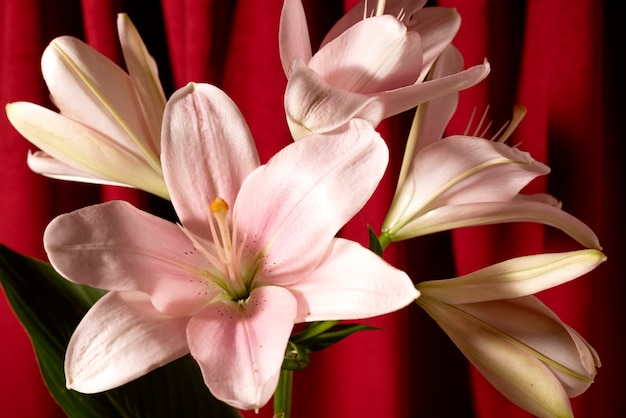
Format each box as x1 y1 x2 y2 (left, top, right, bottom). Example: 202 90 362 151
207 197 249 300
210 196 229 215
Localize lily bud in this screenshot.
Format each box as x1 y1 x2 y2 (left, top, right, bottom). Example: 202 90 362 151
416 250 605 418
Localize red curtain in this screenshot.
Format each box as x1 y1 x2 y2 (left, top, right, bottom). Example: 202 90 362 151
1 1 622 417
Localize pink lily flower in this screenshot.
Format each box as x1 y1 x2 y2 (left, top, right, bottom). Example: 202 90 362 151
417 249 605 418
43 83 418 410
381 134 600 249
6 14 169 199
279 0 490 138
380 47 600 250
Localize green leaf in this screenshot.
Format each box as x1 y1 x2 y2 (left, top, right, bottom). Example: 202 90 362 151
298 323 379 352
283 322 378 372
0 245 240 418
290 320 338 344
368 225 383 257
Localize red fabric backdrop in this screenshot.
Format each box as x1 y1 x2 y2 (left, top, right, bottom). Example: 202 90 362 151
1 0 622 417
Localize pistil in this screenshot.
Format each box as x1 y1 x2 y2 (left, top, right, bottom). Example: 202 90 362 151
494 105 527 143
208 197 249 300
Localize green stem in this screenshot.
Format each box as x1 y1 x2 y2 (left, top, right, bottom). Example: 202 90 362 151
377 231 392 252
273 369 293 418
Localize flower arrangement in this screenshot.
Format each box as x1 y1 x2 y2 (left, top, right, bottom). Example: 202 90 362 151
0 1 605 417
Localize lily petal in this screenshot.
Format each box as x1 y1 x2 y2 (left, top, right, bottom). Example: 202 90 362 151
375 60 490 119
320 0 430 47
42 36 161 171
393 199 602 249
162 82 260 236
6 102 168 198
27 150 133 187
187 286 297 410
418 295 579 418
65 291 190 393
458 297 600 398
290 238 418 322
284 60 384 138
411 8 462 79
308 15 423 94
418 249 606 304
44 200 219 317
235 119 388 285
279 0 312 76
117 13 166 152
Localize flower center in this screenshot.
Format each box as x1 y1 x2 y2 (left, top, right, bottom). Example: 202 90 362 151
182 196 258 302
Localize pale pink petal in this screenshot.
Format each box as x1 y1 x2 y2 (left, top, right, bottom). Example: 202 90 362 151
6 102 168 198
561 325 602 396
279 0 312 76
376 60 490 118
418 249 605 304
427 42 465 82
44 201 220 317
518 192 561 205
288 238 418 322
320 5 461 84
284 60 384 138
394 199 602 249
162 83 260 236
42 36 160 168
410 8 461 79
234 119 388 285
187 286 297 410
455 297 600 398
65 291 190 393
418 295 576 418
309 15 423 94
27 150 133 187
117 13 166 152
385 136 549 235
320 0 429 47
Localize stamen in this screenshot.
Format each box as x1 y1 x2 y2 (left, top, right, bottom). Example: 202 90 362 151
463 105 527 144
478 120 494 138
472 105 490 137
489 120 508 141
207 205 228 265
233 232 248 280
375 0 386 16
178 224 229 282
363 0 378 19
494 105 527 143
463 107 477 136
